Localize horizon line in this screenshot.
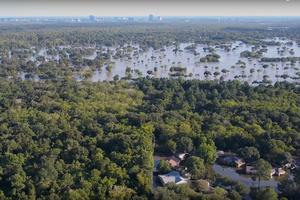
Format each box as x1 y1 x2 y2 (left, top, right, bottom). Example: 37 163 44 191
1 15 300 18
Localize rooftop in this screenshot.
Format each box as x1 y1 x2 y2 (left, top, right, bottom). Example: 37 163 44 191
158 171 189 185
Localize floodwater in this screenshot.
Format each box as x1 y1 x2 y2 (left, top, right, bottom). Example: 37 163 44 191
17 38 300 84
213 164 288 191
73 39 300 84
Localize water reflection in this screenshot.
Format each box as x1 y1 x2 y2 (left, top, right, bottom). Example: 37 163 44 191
19 38 300 84
89 39 300 83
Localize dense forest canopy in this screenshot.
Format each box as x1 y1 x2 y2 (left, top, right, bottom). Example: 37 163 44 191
0 79 154 199
1 19 300 49
0 77 299 199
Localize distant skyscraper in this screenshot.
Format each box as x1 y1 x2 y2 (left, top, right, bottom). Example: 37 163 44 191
89 15 96 22
148 14 154 22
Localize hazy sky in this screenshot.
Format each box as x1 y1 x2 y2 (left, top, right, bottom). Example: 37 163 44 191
0 0 299 17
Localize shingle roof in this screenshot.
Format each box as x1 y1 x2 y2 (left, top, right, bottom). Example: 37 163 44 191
158 171 188 185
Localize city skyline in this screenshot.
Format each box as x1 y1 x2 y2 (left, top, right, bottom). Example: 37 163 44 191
0 0 299 17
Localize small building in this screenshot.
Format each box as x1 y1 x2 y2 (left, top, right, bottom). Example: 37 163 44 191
233 157 245 168
284 160 299 170
158 171 189 186
245 165 276 178
153 155 181 173
274 168 286 176
166 156 181 168
176 153 190 161
218 156 245 168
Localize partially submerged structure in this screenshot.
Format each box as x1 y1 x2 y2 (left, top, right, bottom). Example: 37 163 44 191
217 155 245 168
245 165 286 177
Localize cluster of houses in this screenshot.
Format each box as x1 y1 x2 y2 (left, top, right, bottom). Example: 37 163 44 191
153 150 299 190
154 153 210 188
216 151 290 178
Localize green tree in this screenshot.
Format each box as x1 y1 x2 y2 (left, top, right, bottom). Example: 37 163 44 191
255 159 272 188
178 137 194 153
184 156 206 179
239 146 260 163
252 188 278 200
165 140 177 154
195 143 217 164
228 190 242 200
192 179 210 192
157 160 172 174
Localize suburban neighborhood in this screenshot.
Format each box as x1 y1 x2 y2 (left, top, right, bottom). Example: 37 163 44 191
153 150 298 192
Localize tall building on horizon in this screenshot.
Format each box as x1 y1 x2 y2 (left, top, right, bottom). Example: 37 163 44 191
89 15 96 22
148 14 154 22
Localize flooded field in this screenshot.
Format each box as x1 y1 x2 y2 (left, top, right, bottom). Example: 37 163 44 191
9 38 300 84
96 41 300 83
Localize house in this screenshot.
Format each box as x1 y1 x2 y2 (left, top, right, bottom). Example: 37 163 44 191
176 153 190 161
274 168 286 176
153 155 181 173
232 157 245 168
245 165 275 178
284 162 293 169
284 160 299 170
166 156 181 168
158 171 189 186
218 156 245 168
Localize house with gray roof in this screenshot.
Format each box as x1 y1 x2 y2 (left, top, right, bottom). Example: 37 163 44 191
158 171 189 186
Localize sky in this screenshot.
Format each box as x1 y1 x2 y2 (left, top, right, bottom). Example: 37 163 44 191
0 0 299 17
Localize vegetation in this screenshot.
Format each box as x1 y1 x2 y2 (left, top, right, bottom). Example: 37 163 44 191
251 187 278 200
200 53 220 62
0 80 153 199
157 161 172 174
0 77 298 199
240 50 262 58
238 146 260 163
0 19 300 199
260 57 300 62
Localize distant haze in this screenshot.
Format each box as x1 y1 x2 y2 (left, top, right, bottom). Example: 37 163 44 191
0 0 299 17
